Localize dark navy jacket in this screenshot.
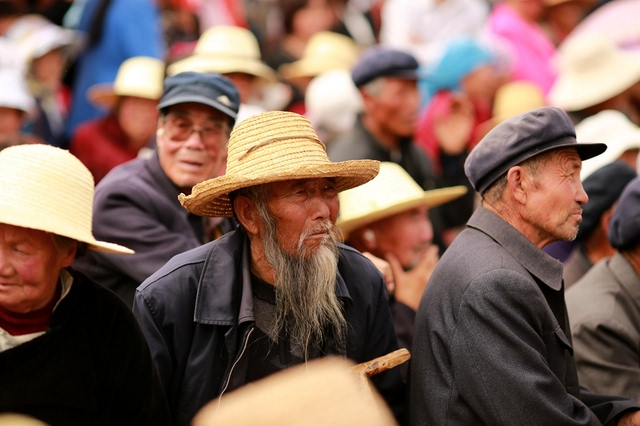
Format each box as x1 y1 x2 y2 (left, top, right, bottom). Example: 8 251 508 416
133 228 405 426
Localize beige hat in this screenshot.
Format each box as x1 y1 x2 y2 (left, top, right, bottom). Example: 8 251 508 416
492 81 547 124
576 109 640 179
87 56 165 108
0 145 132 254
179 110 380 217
549 34 640 111
337 162 468 237
166 25 277 82
279 31 359 80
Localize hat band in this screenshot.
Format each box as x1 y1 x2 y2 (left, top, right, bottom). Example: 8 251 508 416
239 135 325 161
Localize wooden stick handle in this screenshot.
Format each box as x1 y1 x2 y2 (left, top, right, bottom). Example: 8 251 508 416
352 348 411 377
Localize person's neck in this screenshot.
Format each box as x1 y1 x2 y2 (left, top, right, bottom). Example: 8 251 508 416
483 200 552 249
583 228 615 265
249 237 276 285
361 114 402 152
622 248 640 277
0 284 61 336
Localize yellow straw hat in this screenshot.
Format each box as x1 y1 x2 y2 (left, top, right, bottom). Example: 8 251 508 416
0 145 132 254
337 162 468 237
88 56 166 108
179 111 380 217
549 34 640 111
279 31 359 80
166 25 277 82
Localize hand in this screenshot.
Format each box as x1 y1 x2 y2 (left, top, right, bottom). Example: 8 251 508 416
386 245 439 311
434 94 475 156
619 411 640 426
362 252 395 295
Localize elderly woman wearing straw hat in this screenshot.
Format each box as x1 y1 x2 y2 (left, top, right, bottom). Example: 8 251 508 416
69 56 165 184
0 145 170 425
133 110 405 426
337 163 466 354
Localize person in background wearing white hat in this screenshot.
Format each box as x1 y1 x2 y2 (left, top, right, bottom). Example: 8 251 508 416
167 25 281 124
133 111 405 426
68 56 165 184
0 69 44 150
73 72 240 309
337 162 466 356
0 144 170 425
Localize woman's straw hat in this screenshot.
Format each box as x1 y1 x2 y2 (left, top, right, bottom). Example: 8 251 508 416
279 31 359 80
576 109 640 179
337 162 467 237
88 56 166 108
549 34 640 111
0 145 132 254
166 25 277 82
179 111 380 217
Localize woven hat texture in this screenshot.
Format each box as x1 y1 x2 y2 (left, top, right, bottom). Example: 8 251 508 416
179 111 380 217
0 145 132 254
337 162 467 236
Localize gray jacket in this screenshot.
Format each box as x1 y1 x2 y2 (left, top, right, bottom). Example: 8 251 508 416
409 207 640 425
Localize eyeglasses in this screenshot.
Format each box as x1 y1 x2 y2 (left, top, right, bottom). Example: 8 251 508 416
164 114 229 143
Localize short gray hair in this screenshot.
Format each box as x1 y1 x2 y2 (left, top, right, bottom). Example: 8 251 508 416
360 77 387 97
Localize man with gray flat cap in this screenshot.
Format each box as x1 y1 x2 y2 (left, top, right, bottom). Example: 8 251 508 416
409 106 640 425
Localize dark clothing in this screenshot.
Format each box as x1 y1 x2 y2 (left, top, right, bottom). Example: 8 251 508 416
563 244 593 289
73 153 235 307
0 269 170 426
409 207 640 425
133 228 405 426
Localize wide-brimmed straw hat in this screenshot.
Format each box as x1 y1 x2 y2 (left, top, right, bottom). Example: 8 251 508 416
88 56 165 108
179 111 380 217
167 26 277 83
549 34 640 111
0 145 132 254
337 162 467 237
279 31 359 80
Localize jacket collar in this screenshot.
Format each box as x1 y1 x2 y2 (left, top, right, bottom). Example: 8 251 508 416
145 152 184 202
193 229 352 325
467 207 564 291
610 252 640 308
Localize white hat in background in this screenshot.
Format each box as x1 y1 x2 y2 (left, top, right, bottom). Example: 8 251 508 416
0 69 36 115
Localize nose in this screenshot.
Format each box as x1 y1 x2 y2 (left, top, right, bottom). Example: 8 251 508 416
576 180 588 205
0 248 12 277
183 128 206 150
419 217 434 244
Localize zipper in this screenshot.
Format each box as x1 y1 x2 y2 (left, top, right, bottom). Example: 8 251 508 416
218 325 254 400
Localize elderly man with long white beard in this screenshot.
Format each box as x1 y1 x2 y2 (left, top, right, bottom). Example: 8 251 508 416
133 111 405 426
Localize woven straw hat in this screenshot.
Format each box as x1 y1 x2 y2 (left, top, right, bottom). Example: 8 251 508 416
337 162 467 237
167 26 277 82
576 109 640 179
549 34 640 111
179 111 380 217
0 145 132 254
279 31 359 80
88 56 165 108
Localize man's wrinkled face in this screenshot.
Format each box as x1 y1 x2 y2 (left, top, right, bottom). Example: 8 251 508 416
368 77 420 138
156 103 231 193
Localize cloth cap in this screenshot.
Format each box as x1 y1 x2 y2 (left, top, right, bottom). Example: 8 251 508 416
337 162 467 237
464 106 607 194
577 161 636 240
0 145 132 254
351 47 419 87
157 71 240 121
609 176 640 249
178 110 380 217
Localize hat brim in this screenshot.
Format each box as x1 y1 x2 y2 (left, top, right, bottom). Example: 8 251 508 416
167 54 277 83
87 83 118 108
337 185 468 237
179 159 380 217
280 59 352 80
157 92 238 119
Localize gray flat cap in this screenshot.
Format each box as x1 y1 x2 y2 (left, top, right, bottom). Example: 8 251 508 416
609 176 640 250
464 106 607 194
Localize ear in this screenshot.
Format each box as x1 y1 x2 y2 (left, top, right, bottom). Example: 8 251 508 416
61 243 77 268
233 195 261 237
506 166 529 206
600 205 615 231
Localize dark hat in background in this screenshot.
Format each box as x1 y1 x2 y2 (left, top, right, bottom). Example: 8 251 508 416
351 47 419 87
464 106 607 194
577 161 636 241
609 176 640 250
157 71 240 122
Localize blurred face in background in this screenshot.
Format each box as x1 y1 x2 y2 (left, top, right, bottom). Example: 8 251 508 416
31 48 67 90
0 107 24 136
365 77 420 139
117 96 159 149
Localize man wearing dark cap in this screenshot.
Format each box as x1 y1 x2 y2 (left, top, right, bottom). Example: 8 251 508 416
74 72 240 307
563 161 637 288
567 176 640 403
409 106 640 425
328 47 436 192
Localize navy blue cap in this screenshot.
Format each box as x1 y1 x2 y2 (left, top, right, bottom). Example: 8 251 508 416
157 72 240 122
609 176 640 249
578 161 636 240
464 106 607 194
351 47 419 87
